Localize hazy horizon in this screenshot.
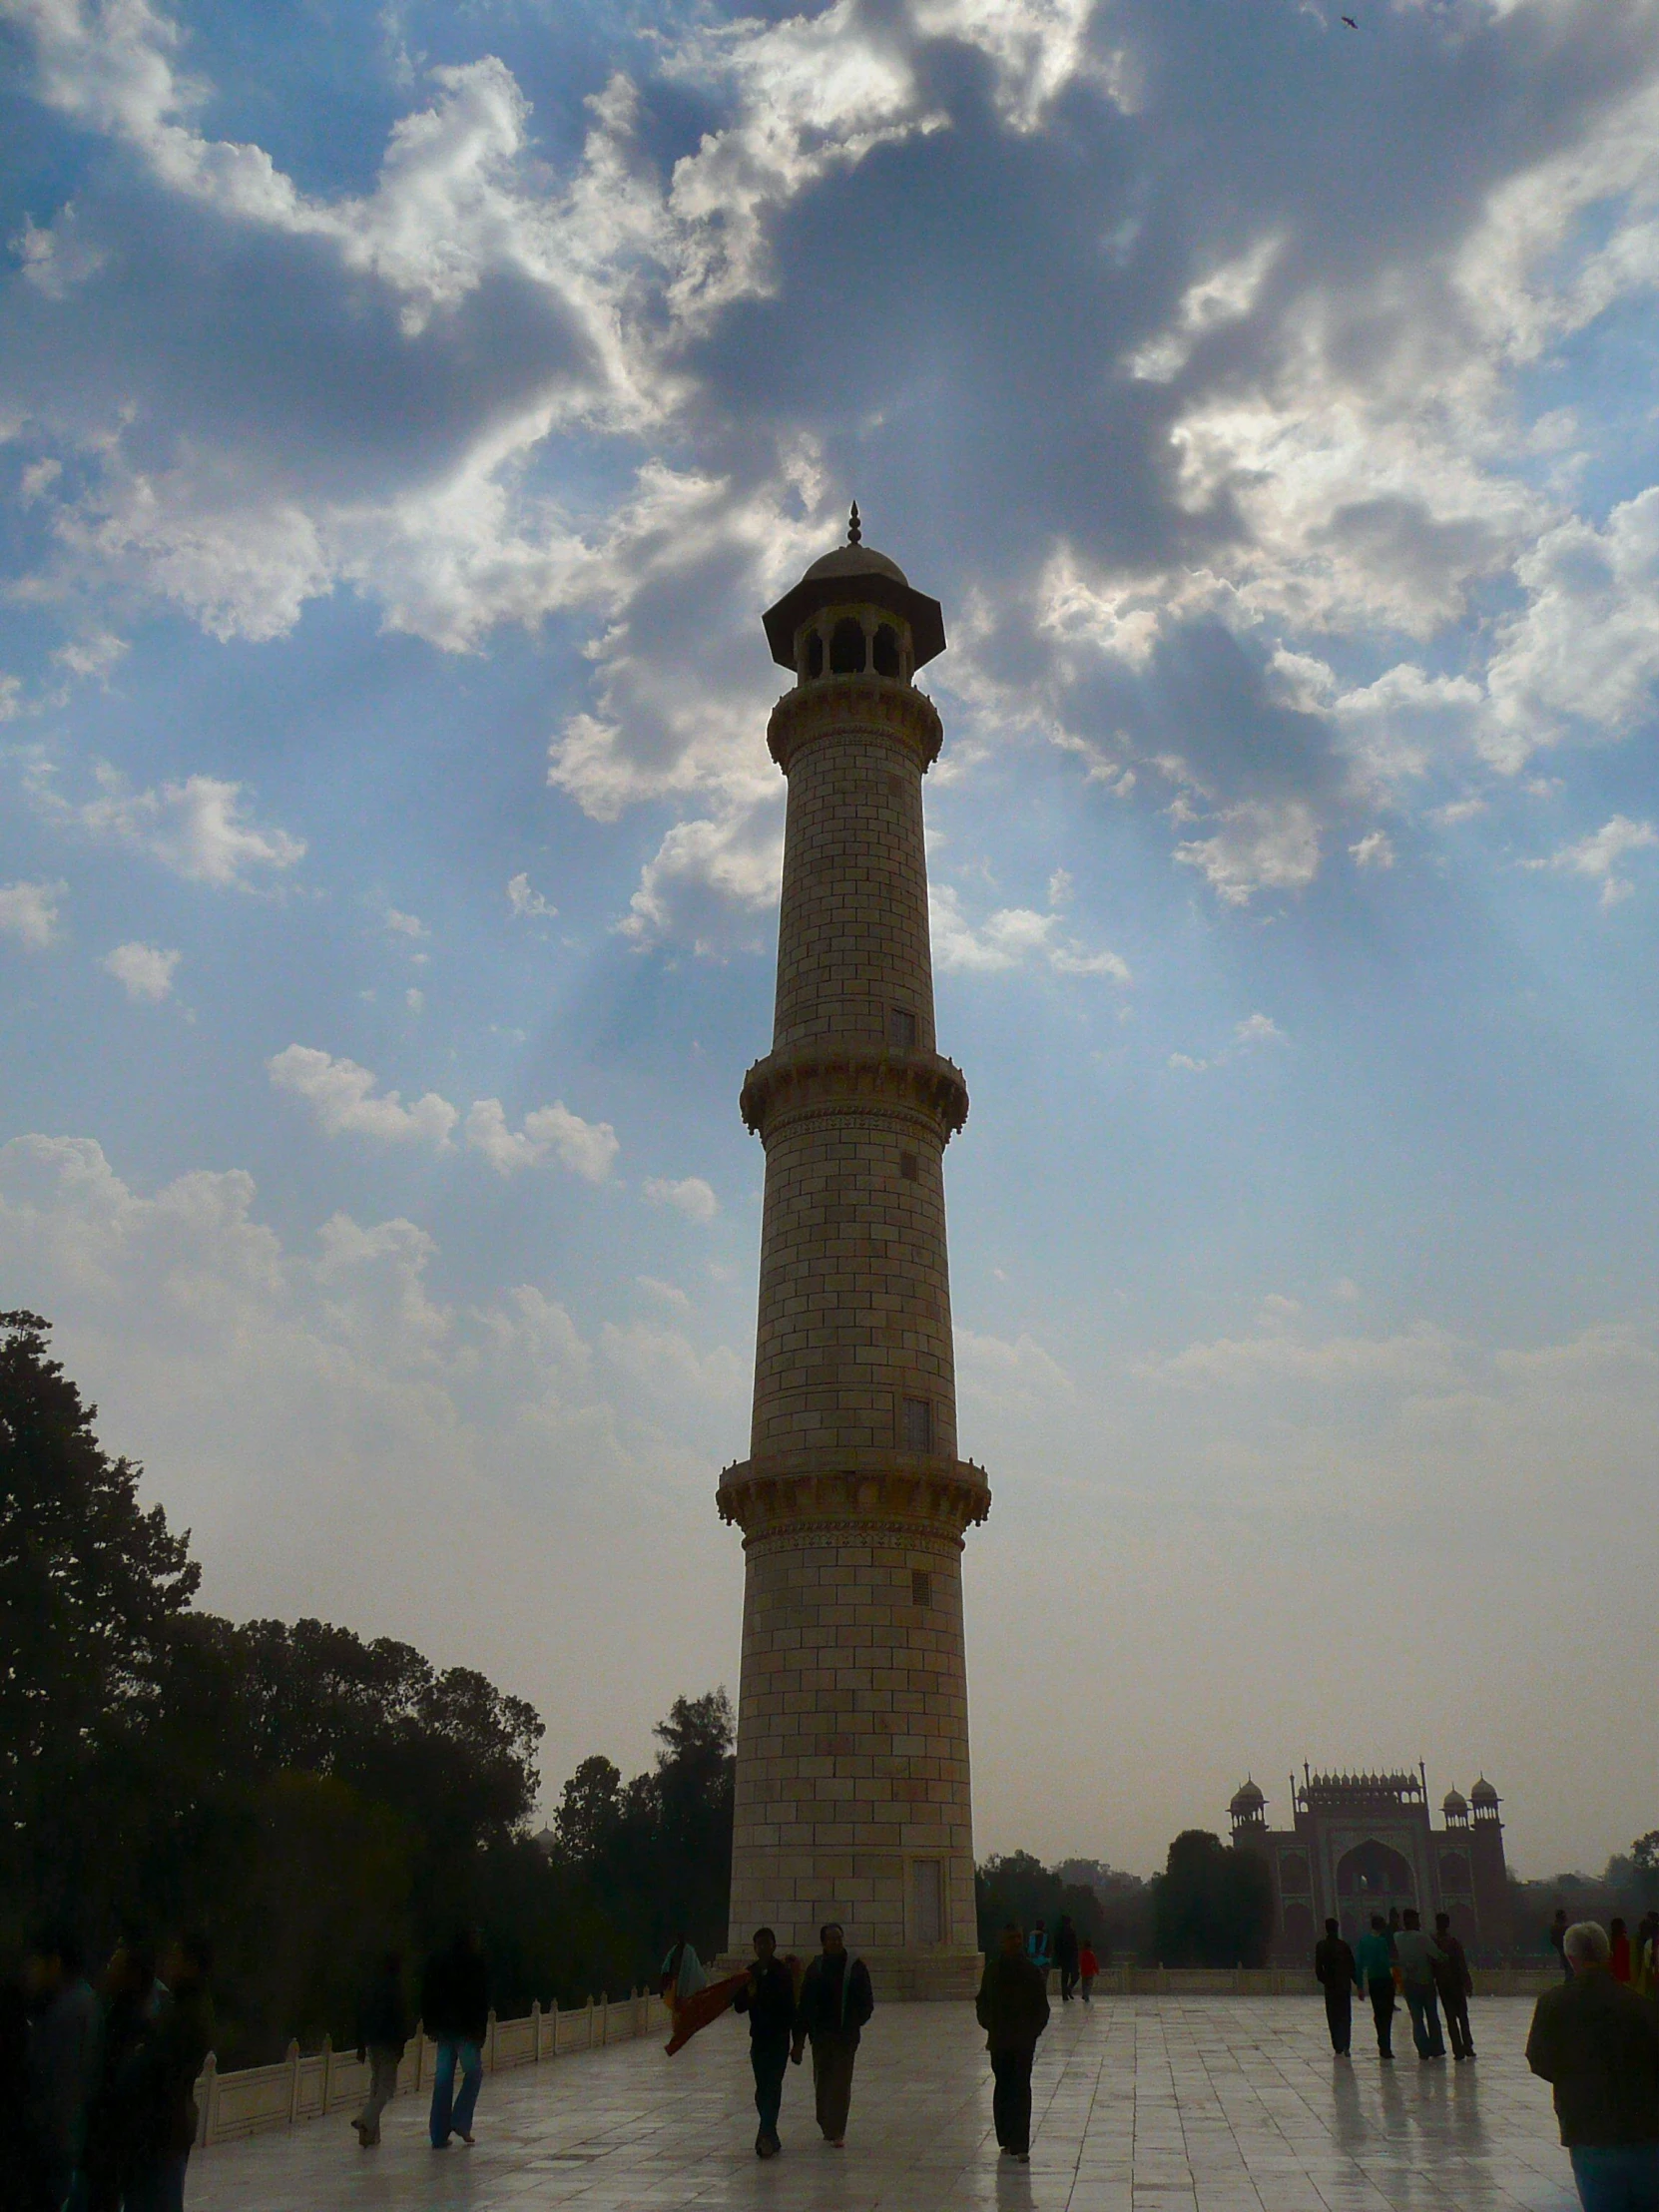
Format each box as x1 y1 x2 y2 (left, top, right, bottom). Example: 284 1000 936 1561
2 0 1655 1887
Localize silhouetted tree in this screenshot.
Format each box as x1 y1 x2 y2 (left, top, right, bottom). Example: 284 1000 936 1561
976 1852 1101 1954
1151 1830 1274 1967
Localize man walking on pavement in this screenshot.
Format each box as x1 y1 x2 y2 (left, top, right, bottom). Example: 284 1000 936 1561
352 1949 409 2147
977 1925 1050 2164
792 1924 872 2149
1314 1919 1360 2056
421 1927 489 2149
1355 1915 1396 2060
1053 1917 1080 2003
1431 1913 1476 2062
1392 1910 1447 2061
732 1928 796 2159
1527 1921 1659 2212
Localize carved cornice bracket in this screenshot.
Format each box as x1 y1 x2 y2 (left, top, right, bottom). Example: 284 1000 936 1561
741 1046 968 1144
717 1453 992 1539
768 678 943 776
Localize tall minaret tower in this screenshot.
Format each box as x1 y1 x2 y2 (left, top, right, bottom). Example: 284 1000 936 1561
719 508 989 1999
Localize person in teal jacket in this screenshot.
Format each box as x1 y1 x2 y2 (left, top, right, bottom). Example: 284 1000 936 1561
1354 1916 1397 2060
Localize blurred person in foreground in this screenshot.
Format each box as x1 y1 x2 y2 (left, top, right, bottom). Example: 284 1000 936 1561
976 1925 1050 2163
123 1933 214 2212
1527 1921 1659 2212
23 1927 101 2210
351 1949 409 2149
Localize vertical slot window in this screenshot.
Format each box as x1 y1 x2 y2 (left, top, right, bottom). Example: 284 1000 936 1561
902 1396 933 1451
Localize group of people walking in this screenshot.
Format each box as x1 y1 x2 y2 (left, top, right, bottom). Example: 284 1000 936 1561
1314 1908 1477 2062
1022 1916 1101 2003
724 1923 874 2156
9 1928 213 2212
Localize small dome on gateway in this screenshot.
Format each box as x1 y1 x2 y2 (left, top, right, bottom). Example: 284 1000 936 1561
1442 1788 1468 1818
1231 1779 1266 1817
1470 1776 1499 1808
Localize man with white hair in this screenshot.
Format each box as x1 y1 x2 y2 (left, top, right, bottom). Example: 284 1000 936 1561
1526 1921 1659 2211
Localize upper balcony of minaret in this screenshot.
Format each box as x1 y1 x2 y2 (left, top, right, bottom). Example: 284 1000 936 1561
762 504 946 775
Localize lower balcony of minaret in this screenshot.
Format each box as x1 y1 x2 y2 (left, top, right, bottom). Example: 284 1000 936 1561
716 1452 990 1539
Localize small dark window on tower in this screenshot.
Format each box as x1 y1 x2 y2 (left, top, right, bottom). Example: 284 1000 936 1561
872 624 901 678
902 1396 932 1451
806 632 824 679
911 1568 932 1607
900 1152 919 1182
830 617 866 674
889 1006 917 1048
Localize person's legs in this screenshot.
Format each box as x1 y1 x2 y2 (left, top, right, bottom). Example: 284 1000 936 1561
449 2040 484 2141
1325 1990 1352 2054
752 2039 788 2151
357 2045 399 2142
1080 1974 1094 2005
1442 1994 1473 2059
1422 1986 1445 2056
1404 1989 1431 2057
1002 2043 1034 2156
428 2039 457 2146
812 2036 855 2141
991 2048 1013 2148
1568 2143 1659 2211
1369 1978 1394 2057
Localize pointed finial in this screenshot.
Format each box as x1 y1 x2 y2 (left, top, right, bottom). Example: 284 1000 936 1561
847 500 861 546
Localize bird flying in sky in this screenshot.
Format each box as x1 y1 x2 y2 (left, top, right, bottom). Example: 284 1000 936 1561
1341 13 1358 24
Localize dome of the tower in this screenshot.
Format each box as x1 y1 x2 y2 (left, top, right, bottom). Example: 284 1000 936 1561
1470 1777 1499 1809
1230 1779 1265 1819
801 542 911 588
763 507 946 672
1442 1788 1468 1818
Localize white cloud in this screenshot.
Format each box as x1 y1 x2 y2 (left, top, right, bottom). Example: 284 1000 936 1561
1527 815 1658 908
619 807 785 956
0 878 66 950
1129 234 1281 382
31 764 304 887
1233 1012 1285 1049
1147 1319 1462 1390
1174 801 1321 906
643 1175 719 1224
956 1327 1074 1412
931 883 1131 980
101 940 179 1002
464 1098 619 1182
384 907 428 940
1350 830 1395 869
1484 489 1659 767
598 1318 745 1405
268 1044 458 1146
404 987 424 1012
506 873 556 920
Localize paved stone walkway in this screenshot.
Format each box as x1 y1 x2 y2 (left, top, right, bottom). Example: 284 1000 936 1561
187 1995 1575 2211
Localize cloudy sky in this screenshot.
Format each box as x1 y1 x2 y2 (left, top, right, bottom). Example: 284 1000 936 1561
2 0 1657 1880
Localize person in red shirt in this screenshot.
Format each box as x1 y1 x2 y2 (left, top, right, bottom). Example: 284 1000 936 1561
1077 1941 1099 2005
1609 1919 1633 1984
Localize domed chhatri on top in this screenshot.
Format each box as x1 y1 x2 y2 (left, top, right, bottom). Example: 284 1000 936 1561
1442 1788 1469 1823
762 503 947 673
1231 1779 1266 1821
1470 1777 1500 1811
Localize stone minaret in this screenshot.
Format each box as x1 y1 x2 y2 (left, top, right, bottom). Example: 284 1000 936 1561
719 508 989 1999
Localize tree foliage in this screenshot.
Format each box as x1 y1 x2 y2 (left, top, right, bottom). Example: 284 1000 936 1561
1 1313 735 2060
1150 1830 1274 1967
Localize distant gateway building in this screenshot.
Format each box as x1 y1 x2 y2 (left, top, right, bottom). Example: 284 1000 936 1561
1230 1769 1511 1962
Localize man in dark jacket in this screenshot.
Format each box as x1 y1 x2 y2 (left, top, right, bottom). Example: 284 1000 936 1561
1314 1920 1360 2056
352 1950 410 2147
977 1926 1050 2162
1526 1921 1659 2210
23 1927 102 2208
421 1928 489 2150
123 1933 215 2212
1053 1917 1081 2003
732 1928 797 2158
1431 1913 1476 2062
791 1924 872 2147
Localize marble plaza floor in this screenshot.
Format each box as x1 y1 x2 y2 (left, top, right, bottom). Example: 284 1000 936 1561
187 1995 1576 2212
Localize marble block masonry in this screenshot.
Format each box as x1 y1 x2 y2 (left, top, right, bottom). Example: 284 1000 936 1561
718 509 989 1999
